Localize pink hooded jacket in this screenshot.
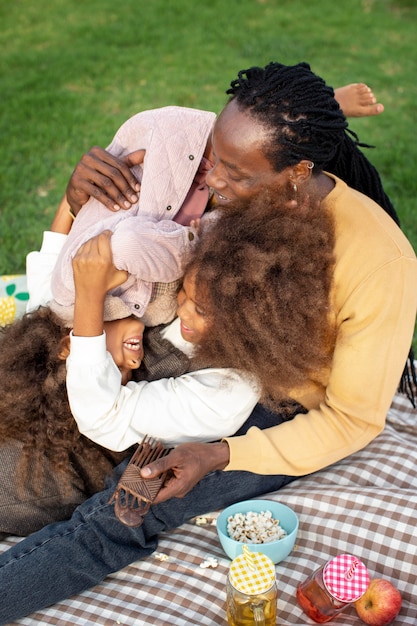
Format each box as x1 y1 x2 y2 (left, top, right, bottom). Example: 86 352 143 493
50 106 216 326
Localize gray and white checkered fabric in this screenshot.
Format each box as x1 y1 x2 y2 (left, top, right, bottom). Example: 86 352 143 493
2 390 416 625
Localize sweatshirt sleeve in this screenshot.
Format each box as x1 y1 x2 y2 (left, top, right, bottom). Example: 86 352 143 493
26 231 68 311
111 215 198 283
66 332 259 452
225 255 417 476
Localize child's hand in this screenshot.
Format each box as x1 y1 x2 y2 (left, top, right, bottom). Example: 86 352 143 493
72 231 128 299
189 218 201 236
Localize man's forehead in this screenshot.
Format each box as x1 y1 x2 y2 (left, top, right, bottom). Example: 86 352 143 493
214 136 273 181
214 105 268 158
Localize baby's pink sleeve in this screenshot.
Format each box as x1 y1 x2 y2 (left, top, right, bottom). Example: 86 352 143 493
111 215 198 283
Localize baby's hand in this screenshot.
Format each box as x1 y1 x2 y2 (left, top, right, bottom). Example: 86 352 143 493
189 218 202 236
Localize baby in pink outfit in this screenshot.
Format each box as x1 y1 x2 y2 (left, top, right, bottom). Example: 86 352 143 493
50 106 217 326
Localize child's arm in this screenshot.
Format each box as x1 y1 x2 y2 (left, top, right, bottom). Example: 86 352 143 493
67 233 260 451
49 194 74 235
26 231 68 311
26 194 77 312
67 343 260 452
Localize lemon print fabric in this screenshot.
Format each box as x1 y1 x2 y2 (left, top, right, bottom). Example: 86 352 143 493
0 275 29 326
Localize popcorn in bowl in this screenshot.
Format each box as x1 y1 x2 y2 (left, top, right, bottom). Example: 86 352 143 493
227 510 287 544
216 499 299 563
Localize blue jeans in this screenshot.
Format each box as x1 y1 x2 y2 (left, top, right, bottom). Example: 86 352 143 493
0 404 302 624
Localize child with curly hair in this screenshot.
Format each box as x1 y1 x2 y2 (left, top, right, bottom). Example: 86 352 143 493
187 189 336 410
0 206 250 537
0 230 258 536
67 187 336 453
0 306 133 537
0 183 336 539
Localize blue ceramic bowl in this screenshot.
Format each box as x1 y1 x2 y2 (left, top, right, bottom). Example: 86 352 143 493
216 499 298 564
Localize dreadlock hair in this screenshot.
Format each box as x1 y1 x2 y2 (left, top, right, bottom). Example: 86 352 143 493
225 61 416 405
0 307 123 496
227 62 399 223
187 188 336 410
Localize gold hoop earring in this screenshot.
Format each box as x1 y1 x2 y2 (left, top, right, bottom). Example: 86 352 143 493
293 182 298 193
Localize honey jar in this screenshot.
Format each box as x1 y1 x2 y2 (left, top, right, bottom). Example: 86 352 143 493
226 545 278 626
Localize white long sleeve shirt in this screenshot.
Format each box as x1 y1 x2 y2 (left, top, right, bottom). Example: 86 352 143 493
66 318 260 451
26 230 67 312
26 232 260 452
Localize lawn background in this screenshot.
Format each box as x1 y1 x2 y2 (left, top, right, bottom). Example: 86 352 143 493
1 0 417 278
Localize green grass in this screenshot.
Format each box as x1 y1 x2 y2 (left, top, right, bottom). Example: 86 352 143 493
1 0 417 279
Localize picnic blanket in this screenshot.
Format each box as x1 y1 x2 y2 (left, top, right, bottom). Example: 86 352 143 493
0 275 29 327
1 276 416 624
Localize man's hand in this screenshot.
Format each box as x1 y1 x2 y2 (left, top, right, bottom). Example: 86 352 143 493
66 147 146 215
140 441 230 504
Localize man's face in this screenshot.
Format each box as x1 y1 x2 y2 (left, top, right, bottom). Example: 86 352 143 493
206 99 289 206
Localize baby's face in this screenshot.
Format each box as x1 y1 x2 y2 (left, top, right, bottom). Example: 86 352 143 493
103 316 145 384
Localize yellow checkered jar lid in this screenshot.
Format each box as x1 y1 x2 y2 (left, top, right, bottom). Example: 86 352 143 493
229 545 276 595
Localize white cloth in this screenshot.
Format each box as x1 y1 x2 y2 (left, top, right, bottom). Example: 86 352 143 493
66 317 260 451
26 231 67 312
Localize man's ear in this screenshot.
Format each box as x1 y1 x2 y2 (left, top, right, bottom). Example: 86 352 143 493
58 335 71 361
291 160 315 186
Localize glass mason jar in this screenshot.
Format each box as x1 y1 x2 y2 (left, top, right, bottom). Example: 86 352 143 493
296 554 370 623
226 546 278 626
226 577 277 626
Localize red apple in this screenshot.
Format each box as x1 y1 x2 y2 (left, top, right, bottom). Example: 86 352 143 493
354 578 402 626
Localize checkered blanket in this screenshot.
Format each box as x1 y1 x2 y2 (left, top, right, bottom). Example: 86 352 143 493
1 275 416 624
1 391 416 625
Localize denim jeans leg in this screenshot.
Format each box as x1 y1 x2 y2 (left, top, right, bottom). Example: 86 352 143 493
0 403 302 624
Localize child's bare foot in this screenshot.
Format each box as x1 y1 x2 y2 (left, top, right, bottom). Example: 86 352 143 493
334 83 384 118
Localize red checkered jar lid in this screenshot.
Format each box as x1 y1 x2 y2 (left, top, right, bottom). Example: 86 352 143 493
323 554 370 602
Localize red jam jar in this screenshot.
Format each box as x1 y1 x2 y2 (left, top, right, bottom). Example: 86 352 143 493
296 554 370 623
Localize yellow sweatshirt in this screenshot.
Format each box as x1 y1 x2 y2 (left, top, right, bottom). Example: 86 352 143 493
225 174 417 476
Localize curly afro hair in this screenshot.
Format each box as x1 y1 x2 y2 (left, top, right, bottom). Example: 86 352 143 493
0 307 123 496
187 188 336 408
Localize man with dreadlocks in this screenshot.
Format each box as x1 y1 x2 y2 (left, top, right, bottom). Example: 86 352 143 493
0 62 415 623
